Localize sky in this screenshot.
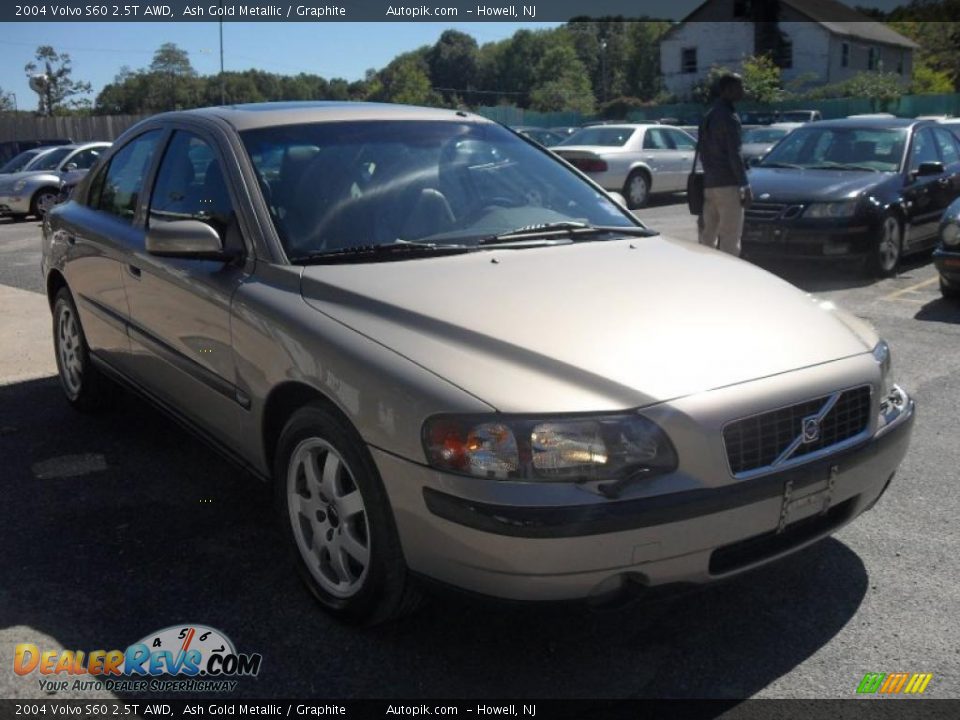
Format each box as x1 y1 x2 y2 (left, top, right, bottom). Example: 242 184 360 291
0 0 910 111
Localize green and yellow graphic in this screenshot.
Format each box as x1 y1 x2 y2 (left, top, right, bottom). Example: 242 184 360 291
857 672 933 695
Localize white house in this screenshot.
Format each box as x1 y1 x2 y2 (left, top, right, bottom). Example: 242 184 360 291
659 0 919 99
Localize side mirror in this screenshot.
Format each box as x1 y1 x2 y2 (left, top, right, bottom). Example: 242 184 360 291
608 191 629 209
63 163 78 172
917 161 945 177
146 219 233 260
747 156 763 168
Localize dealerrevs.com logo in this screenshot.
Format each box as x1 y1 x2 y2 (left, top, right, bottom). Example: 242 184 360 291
14 624 262 693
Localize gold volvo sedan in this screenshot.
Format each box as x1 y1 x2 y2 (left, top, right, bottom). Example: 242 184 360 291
41 103 915 624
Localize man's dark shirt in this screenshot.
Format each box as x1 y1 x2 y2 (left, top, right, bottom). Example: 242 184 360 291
699 98 748 189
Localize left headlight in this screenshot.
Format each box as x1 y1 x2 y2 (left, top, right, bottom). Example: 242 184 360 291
422 413 678 482
12 179 28 193
873 339 908 432
804 200 858 219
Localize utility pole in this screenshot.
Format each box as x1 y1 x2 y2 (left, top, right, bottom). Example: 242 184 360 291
219 4 225 105
600 39 608 104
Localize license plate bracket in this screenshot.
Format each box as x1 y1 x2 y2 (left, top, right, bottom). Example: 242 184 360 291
777 464 839 533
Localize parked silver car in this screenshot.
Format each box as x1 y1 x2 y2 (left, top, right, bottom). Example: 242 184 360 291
0 142 110 219
42 102 914 624
741 122 803 167
553 124 697 208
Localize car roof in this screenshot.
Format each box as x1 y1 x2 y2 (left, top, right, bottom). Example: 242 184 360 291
575 124 656 130
170 101 493 131
796 117 921 129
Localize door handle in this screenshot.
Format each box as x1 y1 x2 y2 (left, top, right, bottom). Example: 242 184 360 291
127 265 142 279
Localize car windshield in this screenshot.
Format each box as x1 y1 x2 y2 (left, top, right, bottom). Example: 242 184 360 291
743 128 789 144
0 150 41 173
25 147 72 171
559 127 635 147
241 120 638 260
759 127 907 172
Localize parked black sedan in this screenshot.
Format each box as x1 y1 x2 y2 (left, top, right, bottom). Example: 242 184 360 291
934 197 960 300
743 118 960 276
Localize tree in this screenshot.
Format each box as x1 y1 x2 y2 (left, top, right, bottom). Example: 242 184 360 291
529 42 595 114
911 57 955 94
741 55 784 105
374 50 441 106
24 46 92 115
149 42 195 77
0 87 14 112
428 30 479 104
806 72 904 111
888 20 960 91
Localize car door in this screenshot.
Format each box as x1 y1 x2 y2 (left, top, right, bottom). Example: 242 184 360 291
663 128 697 191
122 127 249 448
61 130 164 370
931 127 960 218
640 128 675 192
902 128 945 248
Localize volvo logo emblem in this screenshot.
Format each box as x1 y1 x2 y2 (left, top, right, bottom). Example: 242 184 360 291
802 416 821 444
760 192 771 200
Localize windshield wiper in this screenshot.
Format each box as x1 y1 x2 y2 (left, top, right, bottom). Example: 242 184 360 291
758 162 804 169
478 221 657 246
289 241 472 265
807 163 879 172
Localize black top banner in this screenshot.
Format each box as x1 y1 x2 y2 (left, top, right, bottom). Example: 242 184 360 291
3 0 903 23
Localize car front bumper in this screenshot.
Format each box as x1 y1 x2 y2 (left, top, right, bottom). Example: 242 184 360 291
0 192 31 215
373 382 914 602
933 247 960 286
741 218 878 259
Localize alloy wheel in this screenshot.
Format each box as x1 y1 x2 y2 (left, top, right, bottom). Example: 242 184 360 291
878 216 901 274
57 304 84 398
35 191 59 216
286 438 371 599
627 174 649 208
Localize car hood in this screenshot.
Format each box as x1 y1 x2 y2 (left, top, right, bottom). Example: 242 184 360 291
300 237 873 412
748 167 893 202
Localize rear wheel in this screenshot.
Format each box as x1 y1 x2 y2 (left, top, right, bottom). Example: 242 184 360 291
31 188 60 218
623 170 650 209
52 287 119 412
866 214 902 278
274 404 420 625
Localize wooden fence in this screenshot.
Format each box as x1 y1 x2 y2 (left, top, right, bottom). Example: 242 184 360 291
0 114 150 143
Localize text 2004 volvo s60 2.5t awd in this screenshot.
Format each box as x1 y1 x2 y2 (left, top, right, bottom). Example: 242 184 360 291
41 102 915 623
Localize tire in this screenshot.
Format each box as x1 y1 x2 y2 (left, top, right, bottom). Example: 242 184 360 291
274 404 421 625
10 213 28 222
866 213 902 278
623 170 651 209
941 276 960 301
52 287 119 413
30 187 60 218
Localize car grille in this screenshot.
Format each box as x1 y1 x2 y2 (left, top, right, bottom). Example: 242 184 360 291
744 202 787 220
723 386 872 476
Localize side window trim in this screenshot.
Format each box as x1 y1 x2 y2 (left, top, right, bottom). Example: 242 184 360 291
91 127 168 226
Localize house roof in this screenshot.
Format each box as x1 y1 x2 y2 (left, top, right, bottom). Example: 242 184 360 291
664 0 919 49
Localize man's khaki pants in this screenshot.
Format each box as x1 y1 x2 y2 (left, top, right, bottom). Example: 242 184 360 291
698 186 744 257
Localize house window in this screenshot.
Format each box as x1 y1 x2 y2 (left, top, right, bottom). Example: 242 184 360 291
868 47 879 71
777 38 793 69
733 0 751 17
841 42 849 68
682 47 697 74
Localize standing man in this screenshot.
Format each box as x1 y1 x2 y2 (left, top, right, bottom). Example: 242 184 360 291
698 73 752 256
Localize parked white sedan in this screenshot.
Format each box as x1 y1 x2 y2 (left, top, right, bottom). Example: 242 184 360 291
553 124 697 208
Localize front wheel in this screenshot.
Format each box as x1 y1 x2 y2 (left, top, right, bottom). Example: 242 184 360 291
274 404 420 625
31 188 60 218
623 170 650 209
52 287 119 412
866 214 902 278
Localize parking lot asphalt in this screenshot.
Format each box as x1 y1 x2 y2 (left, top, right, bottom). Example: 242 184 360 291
1 204 959 701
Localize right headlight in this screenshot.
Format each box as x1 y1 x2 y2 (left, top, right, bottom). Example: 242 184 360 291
942 220 960 247
803 200 858 219
422 413 678 483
